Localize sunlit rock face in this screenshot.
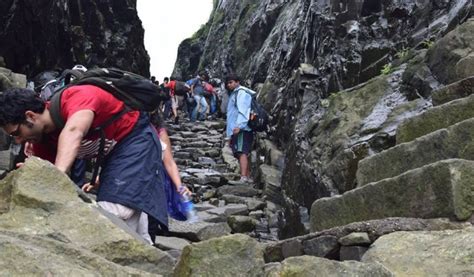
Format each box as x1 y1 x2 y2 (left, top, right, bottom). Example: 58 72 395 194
0 0 150 77
174 0 472 237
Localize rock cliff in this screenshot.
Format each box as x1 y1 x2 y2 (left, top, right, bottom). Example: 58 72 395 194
0 0 149 77
173 0 473 236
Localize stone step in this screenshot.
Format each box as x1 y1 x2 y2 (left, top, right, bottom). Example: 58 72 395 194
258 164 283 205
310 159 474 232
432 75 474 106
396 94 474 144
357 117 474 186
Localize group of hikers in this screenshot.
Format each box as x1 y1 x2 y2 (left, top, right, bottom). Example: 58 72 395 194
150 71 222 124
0 65 259 244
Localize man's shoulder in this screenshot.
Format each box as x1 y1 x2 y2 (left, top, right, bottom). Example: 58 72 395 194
235 86 253 97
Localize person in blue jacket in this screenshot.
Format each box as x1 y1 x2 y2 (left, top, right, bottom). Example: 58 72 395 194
225 73 254 183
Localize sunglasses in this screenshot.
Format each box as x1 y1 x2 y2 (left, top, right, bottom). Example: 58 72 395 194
8 123 22 138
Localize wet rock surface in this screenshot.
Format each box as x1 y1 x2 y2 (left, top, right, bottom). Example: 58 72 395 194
0 1 149 77
174 0 473 238
164 119 285 244
0 158 174 276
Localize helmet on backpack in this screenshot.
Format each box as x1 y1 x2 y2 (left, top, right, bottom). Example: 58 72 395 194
72 64 88 72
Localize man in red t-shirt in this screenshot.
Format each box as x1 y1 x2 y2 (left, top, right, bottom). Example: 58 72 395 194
164 78 180 124
0 87 167 244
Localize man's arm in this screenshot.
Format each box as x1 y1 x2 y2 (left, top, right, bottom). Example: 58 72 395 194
55 110 94 173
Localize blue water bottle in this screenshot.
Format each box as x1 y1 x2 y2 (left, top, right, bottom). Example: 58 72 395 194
178 185 198 223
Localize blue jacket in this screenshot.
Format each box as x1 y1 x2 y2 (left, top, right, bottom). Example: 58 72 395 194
97 114 168 226
226 85 252 138
190 77 205 95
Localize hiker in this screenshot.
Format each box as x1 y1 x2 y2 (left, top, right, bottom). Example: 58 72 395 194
190 72 208 122
148 111 192 240
0 87 167 243
160 77 172 119
164 77 180 124
184 78 196 120
225 73 254 183
150 76 158 85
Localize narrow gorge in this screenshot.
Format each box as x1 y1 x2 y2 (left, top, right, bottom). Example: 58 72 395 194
0 0 473 276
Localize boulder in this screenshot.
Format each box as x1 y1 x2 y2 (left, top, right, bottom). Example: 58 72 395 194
311 159 474 232
302 235 339 258
259 164 284 205
338 232 371 246
357 118 474 186
173 234 265 277
168 219 231 242
0 231 155 276
227 215 258 233
339 246 368 261
264 217 469 263
432 76 474 106
216 185 259 198
0 67 26 90
265 256 393 277
427 18 474 84
154 236 190 251
0 158 174 276
362 228 474 276
396 94 474 143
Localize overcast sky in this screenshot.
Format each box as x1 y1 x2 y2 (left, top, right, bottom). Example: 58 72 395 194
137 0 213 82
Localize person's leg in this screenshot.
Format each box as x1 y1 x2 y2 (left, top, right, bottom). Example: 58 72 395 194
97 201 152 244
211 95 217 115
231 131 254 181
138 212 153 245
199 96 208 120
164 99 172 119
171 96 179 123
239 153 249 177
191 95 201 121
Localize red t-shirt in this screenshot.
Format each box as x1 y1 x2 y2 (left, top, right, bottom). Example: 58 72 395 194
165 80 176 96
33 85 139 162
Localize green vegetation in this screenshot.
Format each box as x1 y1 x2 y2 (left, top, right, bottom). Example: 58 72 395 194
421 39 434 49
380 63 393 75
396 48 409 60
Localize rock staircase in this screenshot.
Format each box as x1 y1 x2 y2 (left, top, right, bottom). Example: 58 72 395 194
310 76 474 232
152 118 285 257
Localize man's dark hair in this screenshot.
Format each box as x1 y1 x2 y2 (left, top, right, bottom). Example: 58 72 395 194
0 88 45 126
163 77 169 82
199 71 209 81
225 73 241 83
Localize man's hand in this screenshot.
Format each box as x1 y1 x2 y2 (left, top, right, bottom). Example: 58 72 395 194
82 177 100 193
232 127 240 135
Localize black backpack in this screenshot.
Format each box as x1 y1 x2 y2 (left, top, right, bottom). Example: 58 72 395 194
174 81 190 96
49 67 163 186
159 83 171 101
236 87 269 132
49 67 163 129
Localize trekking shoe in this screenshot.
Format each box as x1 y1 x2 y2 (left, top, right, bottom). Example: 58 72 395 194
239 176 253 183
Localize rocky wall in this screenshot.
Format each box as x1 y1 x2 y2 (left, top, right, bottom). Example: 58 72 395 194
0 0 150 77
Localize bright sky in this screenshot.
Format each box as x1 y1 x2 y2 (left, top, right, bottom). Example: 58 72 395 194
137 0 213 82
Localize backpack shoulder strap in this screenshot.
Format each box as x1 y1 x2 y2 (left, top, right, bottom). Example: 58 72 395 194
49 88 67 130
